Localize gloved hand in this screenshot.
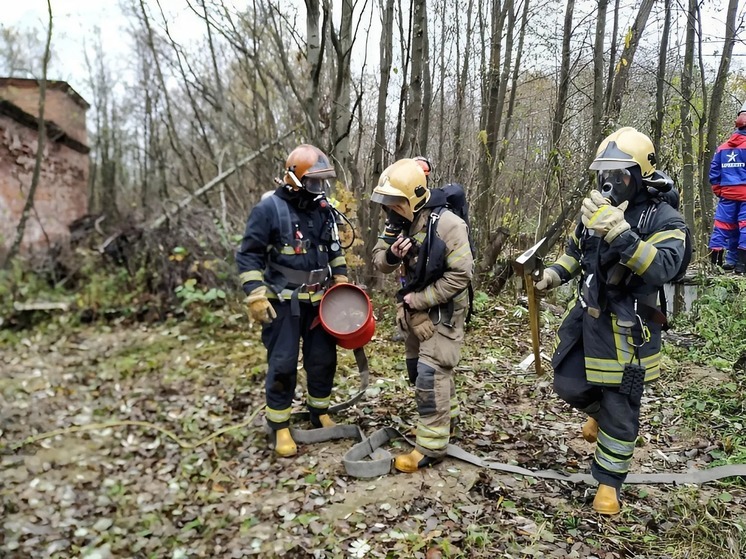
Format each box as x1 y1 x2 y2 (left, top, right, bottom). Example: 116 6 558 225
534 268 561 295
333 274 349 285
396 302 408 332
408 311 436 342
245 286 277 324
580 190 609 227
586 199 630 243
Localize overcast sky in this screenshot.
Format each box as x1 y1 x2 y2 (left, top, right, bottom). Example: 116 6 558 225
4 0 746 105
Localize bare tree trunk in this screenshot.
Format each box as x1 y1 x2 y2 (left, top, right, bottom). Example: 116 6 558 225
679 0 696 235
605 0 655 126
603 0 619 110
652 0 671 152
436 3 447 166
305 0 324 144
328 0 355 173
367 0 395 279
394 0 413 154
453 0 474 178
493 0 514 146
201 0 224 110
700 0 739 238
397 0 425 158
497 0 529 168
372 0 395 182
592 0 608 145
137 0 188 182
418 1 431 156
4 0 52 267
476 0 505 235
537 0 574 241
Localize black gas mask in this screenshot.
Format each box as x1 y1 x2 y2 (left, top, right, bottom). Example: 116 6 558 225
380 208 411 245
598 166 642 206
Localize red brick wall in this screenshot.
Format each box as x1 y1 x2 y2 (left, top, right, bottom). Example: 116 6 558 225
0 115 89 255
0 84 88 146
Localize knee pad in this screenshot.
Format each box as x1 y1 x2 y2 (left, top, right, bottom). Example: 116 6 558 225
406 358 419 385
415 362 437 415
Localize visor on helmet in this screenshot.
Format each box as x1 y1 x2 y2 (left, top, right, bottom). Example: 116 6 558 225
302 177 330 195
371 191 409 207
589 141 638 171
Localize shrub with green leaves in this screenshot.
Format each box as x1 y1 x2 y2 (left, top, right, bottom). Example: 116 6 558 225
674 276 746 367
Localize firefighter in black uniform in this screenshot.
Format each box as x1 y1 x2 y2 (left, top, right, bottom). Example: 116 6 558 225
535 128 688 514
236 144 348 457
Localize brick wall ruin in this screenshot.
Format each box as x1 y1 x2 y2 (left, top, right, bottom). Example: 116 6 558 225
0 78 90 256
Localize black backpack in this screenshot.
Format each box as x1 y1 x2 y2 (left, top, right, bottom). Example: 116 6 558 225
639 191 692 283
410 183 476 322
637 192 692 328
440 183 476 260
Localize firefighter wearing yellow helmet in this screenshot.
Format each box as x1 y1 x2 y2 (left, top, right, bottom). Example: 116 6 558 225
535 128 689 514
236 144 348 458
371 159 473 473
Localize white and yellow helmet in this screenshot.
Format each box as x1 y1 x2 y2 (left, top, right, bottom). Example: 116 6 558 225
370 159 430 221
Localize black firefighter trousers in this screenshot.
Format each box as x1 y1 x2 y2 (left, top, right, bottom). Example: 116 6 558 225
262 300 337 430
553 340 641 490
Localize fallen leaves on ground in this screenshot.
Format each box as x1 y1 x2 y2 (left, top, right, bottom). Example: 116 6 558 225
1 299 744 558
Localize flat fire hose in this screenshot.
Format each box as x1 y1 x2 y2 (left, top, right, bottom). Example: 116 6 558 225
287 347 746 484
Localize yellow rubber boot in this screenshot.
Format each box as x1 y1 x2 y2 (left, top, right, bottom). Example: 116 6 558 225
274 428 297 457
317 414 336 428
310 414 336 428
393 449 442 473
582 417 599 443
593 484 621 515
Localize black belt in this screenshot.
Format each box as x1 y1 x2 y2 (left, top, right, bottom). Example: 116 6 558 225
269 262 330 289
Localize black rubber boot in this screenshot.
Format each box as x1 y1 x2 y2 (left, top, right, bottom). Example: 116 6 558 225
736 249 746 275
710 249 724 267
450 417 461 439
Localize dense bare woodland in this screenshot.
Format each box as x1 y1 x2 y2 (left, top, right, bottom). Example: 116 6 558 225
3 0 745 278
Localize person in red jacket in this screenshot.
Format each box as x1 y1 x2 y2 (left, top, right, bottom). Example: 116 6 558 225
708 102 746 274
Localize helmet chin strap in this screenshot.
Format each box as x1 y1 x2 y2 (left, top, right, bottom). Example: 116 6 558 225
287 169 303 190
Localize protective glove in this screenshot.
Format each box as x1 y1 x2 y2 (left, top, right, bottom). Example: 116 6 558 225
586 199 630 243
396 302 408 332
534 268 561 295
333 274 349 285
408 311 436 342
580 191 609 227
245 286 277 324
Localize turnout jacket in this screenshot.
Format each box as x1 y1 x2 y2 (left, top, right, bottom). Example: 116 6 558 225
372 207 473 311
710 130 746 201
236 187 347 304
549 190 687 386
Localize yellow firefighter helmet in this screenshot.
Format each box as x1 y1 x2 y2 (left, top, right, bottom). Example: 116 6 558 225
370 159 430 221
590 127 657 178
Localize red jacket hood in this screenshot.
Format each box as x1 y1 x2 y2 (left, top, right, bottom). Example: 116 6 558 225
721 131 746 149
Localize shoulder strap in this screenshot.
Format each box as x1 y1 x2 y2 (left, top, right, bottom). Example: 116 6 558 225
269 195 295 244
637 198 661 235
